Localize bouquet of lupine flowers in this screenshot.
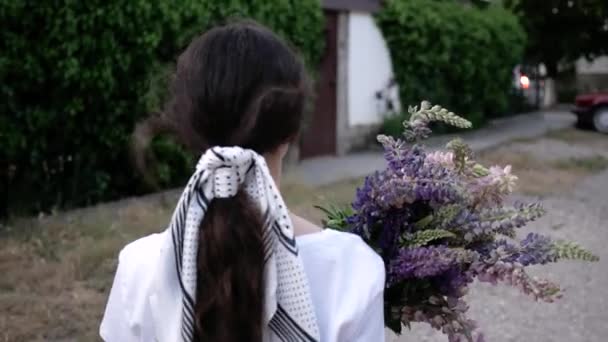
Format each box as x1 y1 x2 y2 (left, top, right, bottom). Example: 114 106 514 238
319 101 599 341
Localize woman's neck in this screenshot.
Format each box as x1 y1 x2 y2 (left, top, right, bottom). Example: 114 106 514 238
265 154 283 188
264 153 322 237
290 212 323 237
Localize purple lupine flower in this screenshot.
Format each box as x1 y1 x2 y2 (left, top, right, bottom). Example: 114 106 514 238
474 239 520 263
375 172 417 208
517 233 556 266
448 332 486 342
378 134 428 177
323 104 597 341
352 171 378 211
400 145 427 176
412 177 460 205
349 159 461 243
468 165 518 206
379 136 426 174
389 246 476 284
404 118 433 141
402 294 479 340
425 151 455 168
412 162 462 202
433 266 474 297
471 260 561 302
474 234 557 267
378 209 411 254
455 203 545 241
383 166 461 207
349 171 384 238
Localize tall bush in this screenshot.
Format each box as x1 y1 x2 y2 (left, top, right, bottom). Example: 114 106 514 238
376 0 526 127
1 0 323 215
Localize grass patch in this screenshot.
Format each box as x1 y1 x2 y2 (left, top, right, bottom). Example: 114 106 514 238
506 135 537 144
475 148 605 197
283 177 363 225
546 128 608 150
552 155 608 173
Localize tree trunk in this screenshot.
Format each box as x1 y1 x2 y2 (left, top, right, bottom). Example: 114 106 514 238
543 78 556 108
131 113 174 190
545 61 559 78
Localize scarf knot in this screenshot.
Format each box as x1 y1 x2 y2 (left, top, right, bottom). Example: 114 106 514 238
196 147 254 198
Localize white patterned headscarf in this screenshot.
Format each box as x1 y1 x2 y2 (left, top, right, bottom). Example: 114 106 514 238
167 146 320 342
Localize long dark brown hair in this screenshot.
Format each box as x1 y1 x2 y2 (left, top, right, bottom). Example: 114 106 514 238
164 21 310 342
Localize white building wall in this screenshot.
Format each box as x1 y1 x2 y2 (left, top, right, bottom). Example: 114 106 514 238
576 56 608 74
347 12 399 126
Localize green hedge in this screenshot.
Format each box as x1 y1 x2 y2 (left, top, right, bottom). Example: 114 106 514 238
377 0 526 128
1 0 323 216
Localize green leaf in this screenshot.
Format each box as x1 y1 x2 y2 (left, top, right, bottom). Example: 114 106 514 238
410 101 472 129
552 241 599 262
446 138 473 173
471 163 490 177
403 229 456 247
315 205 353 231
413 214 434 230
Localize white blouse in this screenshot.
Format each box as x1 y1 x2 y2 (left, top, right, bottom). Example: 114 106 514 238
100 228 386 342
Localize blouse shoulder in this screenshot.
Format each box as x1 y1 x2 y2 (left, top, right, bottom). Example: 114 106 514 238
118 232 164 264
112 232 165 303
100 233 165 341
333 230 385 288
299 229 385 295
297 229 386 340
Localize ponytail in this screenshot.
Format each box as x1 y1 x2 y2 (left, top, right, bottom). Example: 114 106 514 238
193 191 266 342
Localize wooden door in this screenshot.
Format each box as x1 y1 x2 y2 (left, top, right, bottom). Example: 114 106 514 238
300 10 338 159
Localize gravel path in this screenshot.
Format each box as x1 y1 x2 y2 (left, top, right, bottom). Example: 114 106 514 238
506 138 608 161
387 135 608 342
294 111 575 187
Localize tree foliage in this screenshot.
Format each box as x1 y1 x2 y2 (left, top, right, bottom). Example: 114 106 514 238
377 0 526 128
0 0 323 216
505 0 608 76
